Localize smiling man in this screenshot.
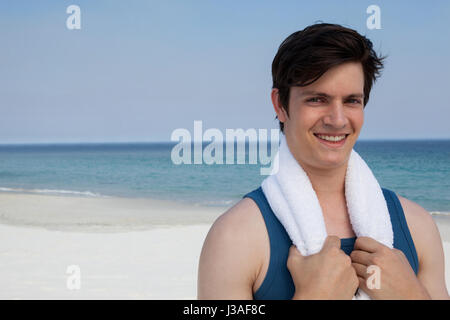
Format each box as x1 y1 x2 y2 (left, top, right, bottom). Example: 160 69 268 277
197 23 449 300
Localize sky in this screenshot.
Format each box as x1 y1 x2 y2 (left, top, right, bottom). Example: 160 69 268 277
0 0 449 143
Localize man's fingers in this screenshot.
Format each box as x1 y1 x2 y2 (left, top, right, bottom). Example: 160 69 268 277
350 249 372 266
357 276 369 293
322 235 341 250
351 262 367 278
354 236 382 253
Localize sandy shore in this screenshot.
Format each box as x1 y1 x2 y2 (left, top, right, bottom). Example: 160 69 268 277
0 192 225 299
0 223 212 299
0 192 449 299
0 192 224 232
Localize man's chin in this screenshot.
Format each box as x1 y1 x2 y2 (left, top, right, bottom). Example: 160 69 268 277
315 150 352 168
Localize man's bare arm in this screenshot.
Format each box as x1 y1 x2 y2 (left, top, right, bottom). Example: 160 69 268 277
197 198 264 299
399 195 450 299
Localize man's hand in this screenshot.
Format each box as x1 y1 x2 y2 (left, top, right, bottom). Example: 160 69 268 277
350 236 431 300
287 235 359 300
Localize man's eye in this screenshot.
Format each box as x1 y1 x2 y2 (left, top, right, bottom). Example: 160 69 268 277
307 97 324 103
347 99 362 105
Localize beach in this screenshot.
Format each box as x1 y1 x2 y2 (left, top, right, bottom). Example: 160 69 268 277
0 192 449 299
0 192 224 299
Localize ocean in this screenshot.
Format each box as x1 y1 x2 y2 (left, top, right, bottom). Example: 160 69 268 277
0 140 449 214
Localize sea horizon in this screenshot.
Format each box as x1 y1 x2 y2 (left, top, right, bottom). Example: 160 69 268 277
1 140 449 215
0 137 449 146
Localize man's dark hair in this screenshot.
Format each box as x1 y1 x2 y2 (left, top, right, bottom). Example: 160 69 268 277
272 23 385 132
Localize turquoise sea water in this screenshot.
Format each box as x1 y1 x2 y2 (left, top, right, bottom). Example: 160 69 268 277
0 140 449 213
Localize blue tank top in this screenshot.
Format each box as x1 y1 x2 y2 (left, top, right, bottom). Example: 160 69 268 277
243 187 419 300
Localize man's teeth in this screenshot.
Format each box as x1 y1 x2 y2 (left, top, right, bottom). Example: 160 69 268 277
316 134 346 142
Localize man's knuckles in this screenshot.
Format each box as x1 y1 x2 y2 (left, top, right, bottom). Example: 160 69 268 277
323 244 341 256
370 254 384 267
343 253 352 266
323 235 341 248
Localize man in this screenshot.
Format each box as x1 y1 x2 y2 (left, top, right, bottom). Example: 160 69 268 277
197 23 449 299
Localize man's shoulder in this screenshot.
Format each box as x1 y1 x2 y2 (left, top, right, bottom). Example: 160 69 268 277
207 197 266 245
395 194 449 298
203 196 269 268
397 194 434 227
396 194 442 263
198 197 269 298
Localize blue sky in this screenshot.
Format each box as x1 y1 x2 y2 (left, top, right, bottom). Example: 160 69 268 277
1 0 449 143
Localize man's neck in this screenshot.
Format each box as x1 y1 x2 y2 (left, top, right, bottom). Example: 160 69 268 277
301 161 355 238
301 162 347 197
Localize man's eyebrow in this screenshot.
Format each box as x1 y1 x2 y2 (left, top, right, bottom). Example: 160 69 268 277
300 91 364 99
300 91 331 98
345 93 364 99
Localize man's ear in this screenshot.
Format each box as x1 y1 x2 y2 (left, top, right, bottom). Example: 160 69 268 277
271 88 288 123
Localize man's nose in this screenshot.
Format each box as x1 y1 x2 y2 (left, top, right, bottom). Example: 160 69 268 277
322 101 348 129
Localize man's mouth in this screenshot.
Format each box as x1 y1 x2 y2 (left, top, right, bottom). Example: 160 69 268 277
313 133 349 147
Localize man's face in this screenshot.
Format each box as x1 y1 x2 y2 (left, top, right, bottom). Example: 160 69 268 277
280 62 365 171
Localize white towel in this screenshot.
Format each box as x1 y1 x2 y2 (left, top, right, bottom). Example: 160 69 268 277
261 134 393 300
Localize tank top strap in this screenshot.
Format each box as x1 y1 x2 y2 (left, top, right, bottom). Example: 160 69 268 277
381 188 419 274
243 187 294 299
243 187 291 246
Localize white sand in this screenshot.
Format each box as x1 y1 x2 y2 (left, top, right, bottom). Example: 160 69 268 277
0 192 449 299
0 192 224 232
0 223 211 299
0 192 225 299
